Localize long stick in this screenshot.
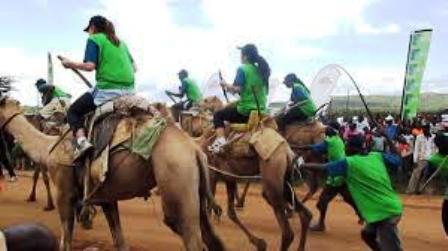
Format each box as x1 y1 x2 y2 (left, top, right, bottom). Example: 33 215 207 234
337 65 377 126
57 55 93 88
218 71 229 103
419 156 448 192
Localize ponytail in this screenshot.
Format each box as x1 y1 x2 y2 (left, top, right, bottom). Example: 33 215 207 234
254 55 271 89
105 21 120 46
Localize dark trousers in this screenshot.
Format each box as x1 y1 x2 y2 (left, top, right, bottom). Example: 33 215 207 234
361 216 402 251
213 106 249 129
317 184 361 219
443 199 448 236
171 100 192 122
0 133 15 178
67 92 96 133
275 109 308 132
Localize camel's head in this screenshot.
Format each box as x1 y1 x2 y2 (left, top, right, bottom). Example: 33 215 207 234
0 96 23 125
0 77 22 127
198 96 224 112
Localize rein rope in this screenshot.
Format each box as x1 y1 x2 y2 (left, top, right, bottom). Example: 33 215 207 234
208 165 261 180
0 112 22 131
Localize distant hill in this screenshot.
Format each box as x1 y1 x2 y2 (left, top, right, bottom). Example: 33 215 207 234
269 93 448 116
329 93 448 114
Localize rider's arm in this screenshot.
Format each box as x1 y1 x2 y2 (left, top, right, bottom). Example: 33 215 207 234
167 81 186 98
61 39 97 72
290 86 307 104
222 67 244 94
302 159 348 177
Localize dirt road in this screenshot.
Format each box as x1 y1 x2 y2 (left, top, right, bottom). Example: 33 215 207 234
0 172 446 250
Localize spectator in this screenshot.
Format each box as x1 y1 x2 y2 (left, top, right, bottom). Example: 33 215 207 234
363 127 373 150
407 124 438 194
344 122 360 141
371 129 387 152
384 115 398 141
356 115 370 134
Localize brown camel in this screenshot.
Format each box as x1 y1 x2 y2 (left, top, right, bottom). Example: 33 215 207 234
179 96 224 137
199 127 312 251
24 114 60 211
0 96 224 251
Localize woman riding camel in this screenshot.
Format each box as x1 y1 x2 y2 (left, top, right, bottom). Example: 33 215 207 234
276 73 317 132
209 44 270 153
60 15 136 159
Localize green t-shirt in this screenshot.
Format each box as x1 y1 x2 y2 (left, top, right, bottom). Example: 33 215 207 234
89 33 135 90
236 64 268 116
428 153 448 198
53 86 70 98
291 83 317 118
325 135 346 186
344 152 403 223
182 77 202 103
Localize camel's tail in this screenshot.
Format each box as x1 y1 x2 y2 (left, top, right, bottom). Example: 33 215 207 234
196 150 223 218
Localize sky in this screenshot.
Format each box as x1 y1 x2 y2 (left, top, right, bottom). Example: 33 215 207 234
0 0 447 105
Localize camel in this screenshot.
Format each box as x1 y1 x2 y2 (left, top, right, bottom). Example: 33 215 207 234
199 126 312 251
179 96 224 137
0 96 224 251
24 113 61 211
282 121 326 202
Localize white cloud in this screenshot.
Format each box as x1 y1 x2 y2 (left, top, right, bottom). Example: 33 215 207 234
3 0 403 105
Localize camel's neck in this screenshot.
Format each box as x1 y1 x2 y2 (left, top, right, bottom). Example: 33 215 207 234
5 114 57 165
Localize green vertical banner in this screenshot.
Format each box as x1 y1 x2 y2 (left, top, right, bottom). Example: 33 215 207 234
401 29 432 121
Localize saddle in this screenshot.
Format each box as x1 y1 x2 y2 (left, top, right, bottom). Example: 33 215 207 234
180 106 213 137
221 111 284 160
86 95 166 177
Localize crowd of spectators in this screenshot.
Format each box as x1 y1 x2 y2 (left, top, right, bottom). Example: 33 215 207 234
337 112 448 193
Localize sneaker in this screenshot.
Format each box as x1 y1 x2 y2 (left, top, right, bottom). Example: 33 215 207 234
208 137 227 154
74 139 94 160
7 176 17 183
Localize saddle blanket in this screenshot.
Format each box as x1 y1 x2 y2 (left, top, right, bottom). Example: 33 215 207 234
90 116 167 184
249 127 286 161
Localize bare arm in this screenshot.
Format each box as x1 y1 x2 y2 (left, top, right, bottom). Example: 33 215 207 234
60 57 96 72
221 83 240 95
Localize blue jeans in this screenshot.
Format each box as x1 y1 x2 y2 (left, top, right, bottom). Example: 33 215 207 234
361 216 402 251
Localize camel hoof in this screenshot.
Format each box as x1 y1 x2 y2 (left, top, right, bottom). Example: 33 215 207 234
26 196 36 202
255 238 267 251
44 205 55 211
309 223 325 232
235 203 245 210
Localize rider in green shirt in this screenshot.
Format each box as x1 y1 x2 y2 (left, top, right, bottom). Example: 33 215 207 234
35 79 71 119
302 134 403 251
209 44 270 153
166 69 203 122
60 15 136 159
276 73 317 131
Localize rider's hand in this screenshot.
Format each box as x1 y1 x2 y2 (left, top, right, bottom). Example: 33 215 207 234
61 58 74 69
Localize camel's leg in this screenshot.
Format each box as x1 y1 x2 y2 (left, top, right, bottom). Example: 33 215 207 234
27 165 40 202
57 193 75 251
102 202 128 251
226 181 267 251
199 192 225 251
235 181 251 209
262 183 294 251
161 187 203 251
284 183 312 251
41 167 55 211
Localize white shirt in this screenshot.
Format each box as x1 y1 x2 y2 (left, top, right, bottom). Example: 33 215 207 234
413 134 437 163
356 119 370 134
